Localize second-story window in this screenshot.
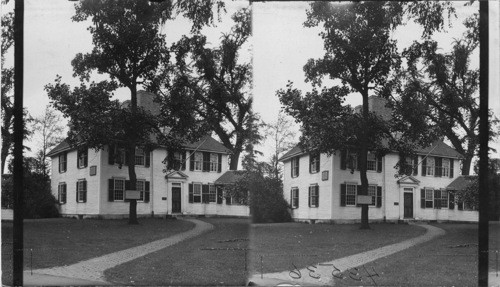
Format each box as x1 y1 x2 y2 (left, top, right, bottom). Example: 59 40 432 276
442 158 450 177
291 156 300 178
59 152 67 173
367 153 377 171
426 157 435 176
135 148 145 166
210 154 218 172
310 154 320 173
347 151 358 170
77 149 88 169
194 152 203 171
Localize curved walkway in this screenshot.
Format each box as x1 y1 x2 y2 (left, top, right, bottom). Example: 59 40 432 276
248 223 446 286
24 218 214 286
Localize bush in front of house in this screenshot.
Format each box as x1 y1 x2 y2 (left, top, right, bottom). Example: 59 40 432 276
3 157 60 218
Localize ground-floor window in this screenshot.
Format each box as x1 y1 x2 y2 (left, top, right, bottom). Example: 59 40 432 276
113 179 125 201
308 185 319 207
421 188 451 209
291 187 299 208
209 185 216 202
341 183 382 207
136 180 145 202
76 179 87 203
58 182 67 204
346 184 357 206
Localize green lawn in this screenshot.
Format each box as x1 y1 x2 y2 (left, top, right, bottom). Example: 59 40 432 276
104 218 250 286
1 217 194 285
249 222 426 275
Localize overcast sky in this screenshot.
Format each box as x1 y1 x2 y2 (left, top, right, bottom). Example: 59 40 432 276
2 0 499 163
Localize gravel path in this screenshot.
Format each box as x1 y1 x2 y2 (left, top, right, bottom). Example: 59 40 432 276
248 223 446 286
25 218 214 285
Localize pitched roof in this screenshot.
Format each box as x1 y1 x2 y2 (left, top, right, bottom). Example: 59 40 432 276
446 175 477 191
279 139 461 162
214 170 248 185
46 140 71 157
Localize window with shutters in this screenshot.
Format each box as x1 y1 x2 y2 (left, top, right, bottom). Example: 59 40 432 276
59 152 67 173
347 151 358 170
209 184 216 202
310 154 320 173
291 187 299 208
367 153 377 171
136 180 145 202
172 152 183 170
402 157 414 175
210 154 218 172
309 185 319 207
346 184 357 206
194 152 203 171
442 158 450 177
425 188 434 208
77 180 86 203
291 156 299 178
77 149 88 169
135 148 145 166
426 157 435 176
114 179 125 201
368 185 377 206
193 183 202 202
441 189 448 208
58 182 67 204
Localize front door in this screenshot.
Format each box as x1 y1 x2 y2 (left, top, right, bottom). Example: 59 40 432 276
404 192 413 218
172 187 181 213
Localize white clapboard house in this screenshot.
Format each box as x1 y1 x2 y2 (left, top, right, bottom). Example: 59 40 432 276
280 96 478 223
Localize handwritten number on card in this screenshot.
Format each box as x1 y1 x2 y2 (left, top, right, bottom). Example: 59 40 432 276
289 263 302 279
307 264 321 279
348 267 362 281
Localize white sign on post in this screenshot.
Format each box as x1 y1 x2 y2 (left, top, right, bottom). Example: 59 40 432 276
125 190 141 200
357 195 372 205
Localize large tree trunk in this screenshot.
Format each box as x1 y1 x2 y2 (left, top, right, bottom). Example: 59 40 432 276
359 92 370 229
462 154 473 176
229 150 240 170
127 85 139 225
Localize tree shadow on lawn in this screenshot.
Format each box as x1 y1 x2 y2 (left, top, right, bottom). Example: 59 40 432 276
1 218 194 285
343 223 498 286
104 218 250 286
248 222 427 276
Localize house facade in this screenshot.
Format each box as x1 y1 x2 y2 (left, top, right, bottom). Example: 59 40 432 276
47 136 250 219
280 142 478 223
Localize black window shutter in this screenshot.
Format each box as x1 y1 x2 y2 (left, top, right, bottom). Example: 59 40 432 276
145 150 150 168
340 184 346 206
377 156 382 173
203 152 210 172
76 182 79 202
434 189 441 209
450 159 454 178
189 183 193 203
435 157 442 177
376 186 382 207
356 185 362 207
216 187 223 204
420 189 425 208
421 157 427 176
83 180 87 202
340 151 346 170
108 145 115 165
64 153 67 171
296 157 300 177
181 151 187 170
63 184 67 203
290 159 294 177
108 179 114 202
84 149 88 167
296 189 299 207
449 191 455 209
218 154 222 173
202 184 209 203
413 155 418 175
308 186 311 207
190 151 195 171
316 155 320 172
309 155 312 173
145 181 150 202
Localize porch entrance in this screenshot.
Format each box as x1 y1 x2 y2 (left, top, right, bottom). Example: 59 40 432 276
172 187 181 213
403 192 413 218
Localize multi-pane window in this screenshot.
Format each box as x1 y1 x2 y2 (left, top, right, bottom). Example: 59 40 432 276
77 149 88 168
77 180 86 202
441 189 448 208
210 154 218 172
136 180 145 202
193 183 202 202
291 187 299 208
209 185 216 202
59 152 67 173
308 185 319 207
368 185 377 206
291 157 299 178
194 152 203 171
347 152 358 170
346 184 357 206
172 151 183 170
135 148 145 166
426 157 435 176
310 154 320 173
58 183 67 204
114 179 125 201
367 153 377 171
425 188 434 208
442 158 450 177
